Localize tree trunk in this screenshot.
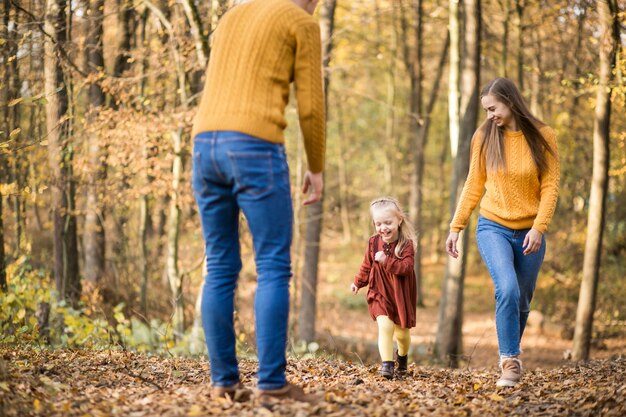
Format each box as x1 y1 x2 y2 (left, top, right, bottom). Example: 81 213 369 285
572 0 618 361
499 0 511 77
144 0 189 335
0 190 6 292
167 128 184 339
189 276 206 355
83 0 106 284
210 0 229 37
529 29 543 118
44 0 81 305
435 0 480 367
181 0 208 69
403 0 425 307
447 0 461 160
515 0 525 91
1 0 9 292
112 0 136 98
298 0 336 344
7 1 24 254
335 86 351 243
139 191 150 317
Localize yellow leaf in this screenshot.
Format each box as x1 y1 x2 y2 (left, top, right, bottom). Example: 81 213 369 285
473 383 481 391
34 399 42 412
0 382 9 391
489 394 505 401
187 405 204 416
9 127 21 139
40 140 49 146
17 308 26 320
8 97 23 107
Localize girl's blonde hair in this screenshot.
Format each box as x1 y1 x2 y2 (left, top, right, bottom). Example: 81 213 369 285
369 197 417 258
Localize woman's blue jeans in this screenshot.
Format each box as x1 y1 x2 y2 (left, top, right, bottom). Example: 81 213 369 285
475 216 546 358
192 131 293 390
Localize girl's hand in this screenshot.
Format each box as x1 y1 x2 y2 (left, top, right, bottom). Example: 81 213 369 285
351 283 359 294
446 232 460 258
374 251 387 263
523 228 543 255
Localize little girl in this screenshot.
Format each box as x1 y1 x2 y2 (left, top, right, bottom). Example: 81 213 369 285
351 197 417 379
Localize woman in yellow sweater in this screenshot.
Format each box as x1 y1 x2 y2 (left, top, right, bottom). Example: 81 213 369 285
446 77 560 387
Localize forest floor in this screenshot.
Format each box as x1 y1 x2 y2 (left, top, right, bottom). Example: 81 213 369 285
3 236 625 416
1 344 625 417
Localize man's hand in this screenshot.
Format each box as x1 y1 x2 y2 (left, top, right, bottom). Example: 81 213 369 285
446 232 460 258
302 170 323 205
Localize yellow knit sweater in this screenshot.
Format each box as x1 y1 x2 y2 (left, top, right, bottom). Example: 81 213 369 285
191 0 326 173
450 126 560 234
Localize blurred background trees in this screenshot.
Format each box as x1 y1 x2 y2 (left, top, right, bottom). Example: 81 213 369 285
0 0 624 363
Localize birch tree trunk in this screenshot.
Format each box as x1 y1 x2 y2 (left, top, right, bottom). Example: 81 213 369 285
44 0 81 305
167 128 184 338
572 0 618 361
298 0 336 344
435 0 481 367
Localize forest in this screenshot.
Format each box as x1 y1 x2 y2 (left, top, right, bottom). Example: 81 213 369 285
1 0 625 416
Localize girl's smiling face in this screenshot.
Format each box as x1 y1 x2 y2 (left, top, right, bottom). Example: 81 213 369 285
372 207 402 243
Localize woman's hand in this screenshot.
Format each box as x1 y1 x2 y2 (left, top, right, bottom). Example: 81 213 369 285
374 251 387 263
446 232 460 258
350 283 359 294
523 228 543 255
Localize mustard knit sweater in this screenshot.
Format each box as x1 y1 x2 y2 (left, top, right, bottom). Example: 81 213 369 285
191 0 326 173
450 126 560 234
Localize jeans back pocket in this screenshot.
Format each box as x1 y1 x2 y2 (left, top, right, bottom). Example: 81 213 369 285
228 151 274 199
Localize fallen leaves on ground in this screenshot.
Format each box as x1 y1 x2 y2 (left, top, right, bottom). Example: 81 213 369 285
0 345 624 416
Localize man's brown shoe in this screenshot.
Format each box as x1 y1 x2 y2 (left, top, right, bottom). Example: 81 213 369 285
496 357 523 387
211 383 252 402
258 383 320 404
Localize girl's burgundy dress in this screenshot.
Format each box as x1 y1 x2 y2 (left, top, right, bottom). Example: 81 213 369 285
353 235 417 328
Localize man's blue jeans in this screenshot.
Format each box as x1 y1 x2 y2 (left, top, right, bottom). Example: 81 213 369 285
475 216 546 358
192 131 293 390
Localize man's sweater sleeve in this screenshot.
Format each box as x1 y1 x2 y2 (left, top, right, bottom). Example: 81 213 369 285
294 20 326 173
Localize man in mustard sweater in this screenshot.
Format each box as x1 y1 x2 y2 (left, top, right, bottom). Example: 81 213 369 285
191 0 324 402
446 78 560 387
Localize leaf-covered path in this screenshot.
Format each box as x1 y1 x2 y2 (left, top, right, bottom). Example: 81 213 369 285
1 345 624 417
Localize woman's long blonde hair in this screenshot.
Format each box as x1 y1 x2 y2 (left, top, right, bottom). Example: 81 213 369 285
479 77 557 172
369 197 417 258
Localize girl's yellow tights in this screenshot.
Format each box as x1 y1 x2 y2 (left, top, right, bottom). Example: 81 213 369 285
376 315 410 361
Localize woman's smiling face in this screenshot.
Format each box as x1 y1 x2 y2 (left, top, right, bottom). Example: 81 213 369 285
481 94 516 131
